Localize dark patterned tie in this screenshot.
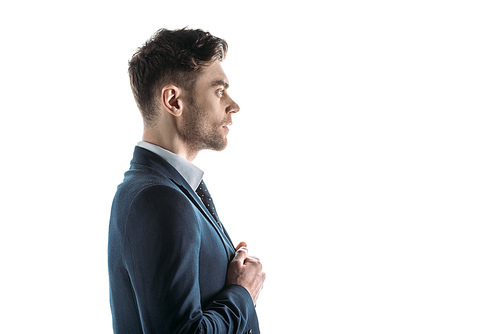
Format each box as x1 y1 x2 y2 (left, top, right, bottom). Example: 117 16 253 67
196 180 235 249
195 180 220 223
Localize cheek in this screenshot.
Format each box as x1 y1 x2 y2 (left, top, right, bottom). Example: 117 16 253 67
208 104 225 123
202 110 222 130
197 96 226 124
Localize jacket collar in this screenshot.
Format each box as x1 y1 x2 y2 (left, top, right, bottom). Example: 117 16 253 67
136 141 203 191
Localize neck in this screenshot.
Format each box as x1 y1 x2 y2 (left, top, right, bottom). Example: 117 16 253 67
142 125 199 162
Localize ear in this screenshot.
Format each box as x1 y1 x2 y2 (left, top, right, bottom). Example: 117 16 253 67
161 85 183 116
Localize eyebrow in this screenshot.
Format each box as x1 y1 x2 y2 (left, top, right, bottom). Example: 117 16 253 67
211 80 229 89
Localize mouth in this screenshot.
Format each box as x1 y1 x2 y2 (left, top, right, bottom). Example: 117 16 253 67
222 122 232 131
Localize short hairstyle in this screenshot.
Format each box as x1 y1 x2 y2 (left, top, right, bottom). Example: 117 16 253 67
128 28 228 125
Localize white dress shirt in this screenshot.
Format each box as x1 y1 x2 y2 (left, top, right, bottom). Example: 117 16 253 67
136 141 204 191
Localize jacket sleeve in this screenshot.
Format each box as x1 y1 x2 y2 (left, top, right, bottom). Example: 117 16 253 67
123 185 257 333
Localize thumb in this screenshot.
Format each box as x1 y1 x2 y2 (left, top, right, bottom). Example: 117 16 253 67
235 241 247 250
233 243 248 264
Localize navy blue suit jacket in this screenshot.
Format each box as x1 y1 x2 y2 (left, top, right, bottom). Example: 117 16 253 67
108 147 259 333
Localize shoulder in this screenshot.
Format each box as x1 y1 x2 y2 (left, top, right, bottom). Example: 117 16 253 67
115 162 184 210
126 184 201 236
131 184 192 212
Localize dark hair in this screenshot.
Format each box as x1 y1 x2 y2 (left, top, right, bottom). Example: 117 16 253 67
128 28 228 125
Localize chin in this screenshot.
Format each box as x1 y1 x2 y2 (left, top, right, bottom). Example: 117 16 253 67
196 138 227 152
211 141 228 152
195 132 228 152
211 136 228 151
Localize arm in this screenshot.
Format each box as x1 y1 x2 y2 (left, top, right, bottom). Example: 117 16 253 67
123 185 256 333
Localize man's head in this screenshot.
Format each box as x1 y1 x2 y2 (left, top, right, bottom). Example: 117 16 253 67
129 28 228 125
129 28 239 158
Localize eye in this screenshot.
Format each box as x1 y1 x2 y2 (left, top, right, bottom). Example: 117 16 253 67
216 89 224 97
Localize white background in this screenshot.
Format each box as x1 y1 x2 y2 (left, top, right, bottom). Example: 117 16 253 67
1 0 499 333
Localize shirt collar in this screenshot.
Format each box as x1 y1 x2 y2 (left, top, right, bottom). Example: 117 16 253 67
136 141 204 191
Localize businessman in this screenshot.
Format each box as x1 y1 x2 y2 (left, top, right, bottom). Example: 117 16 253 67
108 28 265 333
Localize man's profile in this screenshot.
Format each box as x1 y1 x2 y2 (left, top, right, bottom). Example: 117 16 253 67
108 28 265 334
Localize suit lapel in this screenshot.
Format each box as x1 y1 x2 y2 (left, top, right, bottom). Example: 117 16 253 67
170 178 236 255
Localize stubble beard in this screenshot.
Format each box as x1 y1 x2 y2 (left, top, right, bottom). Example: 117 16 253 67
179 98 228 153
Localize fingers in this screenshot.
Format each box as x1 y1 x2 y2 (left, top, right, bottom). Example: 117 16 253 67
233 242 260 265
244 255 260 263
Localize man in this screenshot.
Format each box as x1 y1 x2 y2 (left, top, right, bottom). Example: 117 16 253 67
108 28 265 334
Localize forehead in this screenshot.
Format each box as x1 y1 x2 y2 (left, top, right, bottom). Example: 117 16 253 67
195 61 229 88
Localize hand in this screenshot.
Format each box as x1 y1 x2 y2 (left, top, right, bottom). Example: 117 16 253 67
226 242 266 305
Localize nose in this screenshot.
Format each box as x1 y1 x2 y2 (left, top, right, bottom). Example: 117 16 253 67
226 96 240 114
